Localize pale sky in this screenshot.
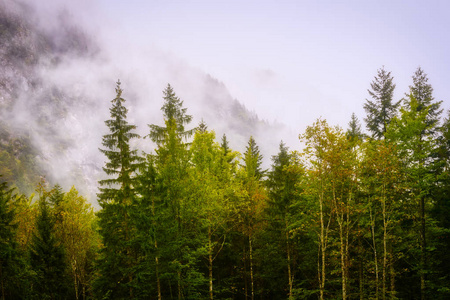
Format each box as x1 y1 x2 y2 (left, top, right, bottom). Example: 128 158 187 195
91 0 449 132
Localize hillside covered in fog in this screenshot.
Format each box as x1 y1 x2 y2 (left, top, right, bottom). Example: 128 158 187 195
0 0 290 200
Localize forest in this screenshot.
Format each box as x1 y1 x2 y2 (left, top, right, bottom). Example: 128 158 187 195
0 66 449 300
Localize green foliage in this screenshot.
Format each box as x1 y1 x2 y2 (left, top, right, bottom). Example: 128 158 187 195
346 112 364 144
364 67 399 139
30 184 69 299
95 80 143 298
148 84 196 144
2 74 450 299
242 136 265 181
406 67 443 133
0 177 20 299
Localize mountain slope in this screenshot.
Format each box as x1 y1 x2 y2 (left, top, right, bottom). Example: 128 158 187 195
0 0 291 202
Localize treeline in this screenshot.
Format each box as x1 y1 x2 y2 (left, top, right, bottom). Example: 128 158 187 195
0 67 449 299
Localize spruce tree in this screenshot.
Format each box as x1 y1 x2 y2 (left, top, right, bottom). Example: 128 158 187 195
147 84 197 299
386 94 440 299
30 185 68 299
406 67 443 134
0 178 18 299
95 80 143 298
265 142 303 299
346 112 364 143
364 67 399 139
148 84 196 144
242 136 265 180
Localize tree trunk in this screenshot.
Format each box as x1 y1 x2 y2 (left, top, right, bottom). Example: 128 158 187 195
382 191 387 300
249 236 254 300
370 206 379 300
152 196 162 300
389 246 396 299
286 220 293 300
338 216 347 300
209 227 214 300
420 195 426 300
1 264 4 300
155 240 162 300
73 263 79 300
178 271 182 300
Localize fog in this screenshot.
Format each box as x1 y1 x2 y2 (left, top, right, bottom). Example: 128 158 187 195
1 0 300 203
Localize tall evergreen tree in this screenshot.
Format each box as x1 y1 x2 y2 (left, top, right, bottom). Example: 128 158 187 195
386 94 440 299
0 178 18 300
430 110 450 299
148 84 196 144
364 67 399 139
95 80 143 298
346 112 364 143
265 142 303 299
242 136 265 180
406 67 443 134
30 184 68 299
147 84 198 299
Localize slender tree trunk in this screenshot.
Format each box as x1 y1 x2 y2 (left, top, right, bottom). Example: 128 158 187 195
382 191 387 300
338 216 347 300
318 187 331 300
155 240 162 300
389 245 396 299
286 220 293 300
243 245 248 299
359 250 364 300
152 198 162 300
73 263 79 300
418 138 427 300
208 226 214 300
1 265 4 300
249 236 254 300
178 271 182 300
420 195 426 300
370 206 379 300
319 191 325 300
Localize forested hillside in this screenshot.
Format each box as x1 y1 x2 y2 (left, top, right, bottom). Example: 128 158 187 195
0 0 288 200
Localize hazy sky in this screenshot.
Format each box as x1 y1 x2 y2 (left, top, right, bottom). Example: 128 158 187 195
67 0 450 132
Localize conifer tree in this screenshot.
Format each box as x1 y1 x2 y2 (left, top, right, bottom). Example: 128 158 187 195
0 178 19 299
147 84 197 299
386 94 440 299
221 134 230 156
148 84 196 144
346 112 364 143
30 184 68 299
95 80 142 298
364 67 399 139
242 136 265 180
406 67 443 134
265 142 303 299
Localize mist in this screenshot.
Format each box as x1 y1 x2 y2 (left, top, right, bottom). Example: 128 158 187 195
0 0 299 204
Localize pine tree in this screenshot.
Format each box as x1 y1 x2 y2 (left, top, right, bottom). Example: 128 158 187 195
95 80 143 298
242 136 265 180
221 134 230 156
386 94 440 299
147 84 197 299
406 67 443 134
0 178 18 300
265 142 303 299
364 67 399 139
346 112 364 143
30 184 68 299
148 84 196 144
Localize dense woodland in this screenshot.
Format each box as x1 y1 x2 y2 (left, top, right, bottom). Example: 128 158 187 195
0 66 449 300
